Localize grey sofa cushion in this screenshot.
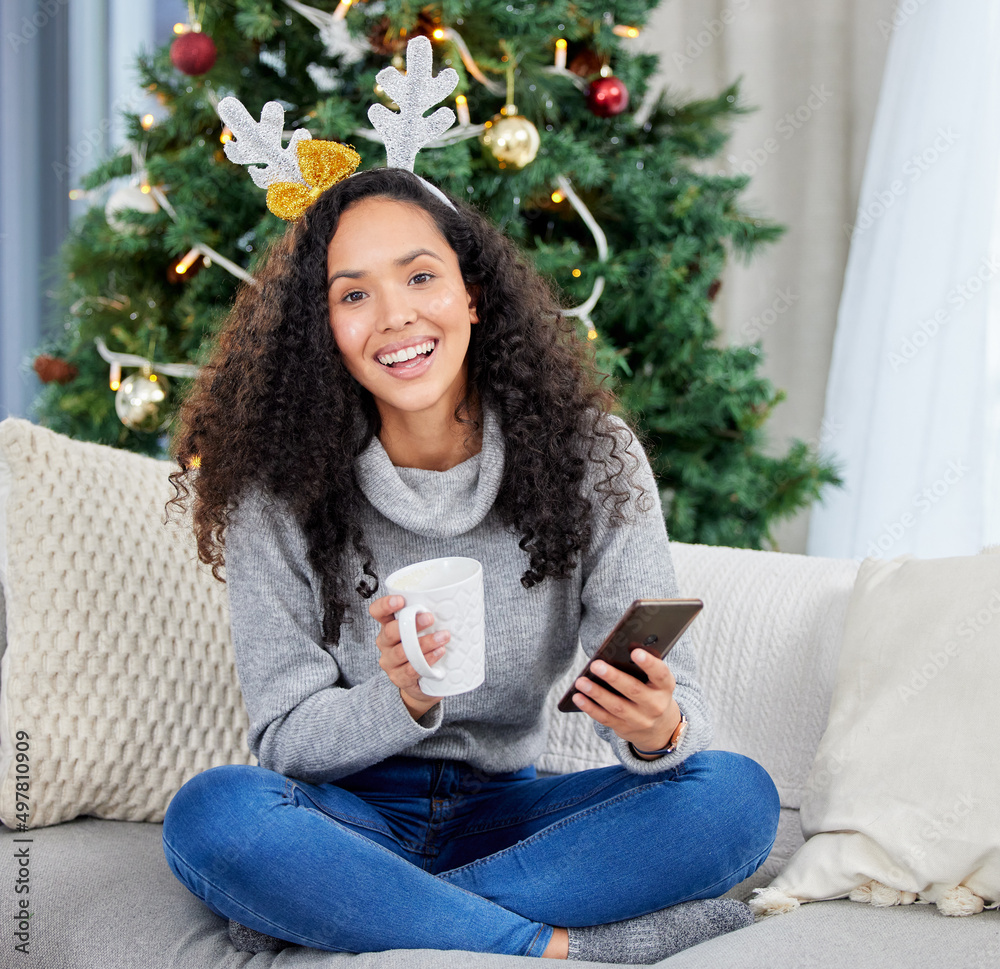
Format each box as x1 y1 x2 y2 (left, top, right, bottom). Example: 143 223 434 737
662 900 1000 969
3 818 997 968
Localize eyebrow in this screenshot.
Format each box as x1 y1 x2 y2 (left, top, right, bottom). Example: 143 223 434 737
327 248 445 291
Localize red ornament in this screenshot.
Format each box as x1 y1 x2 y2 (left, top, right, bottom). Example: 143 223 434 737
33 355 78 385
587 75 630 117
170 31 217 76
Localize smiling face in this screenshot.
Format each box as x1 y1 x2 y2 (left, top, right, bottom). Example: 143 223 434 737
326 197 479 429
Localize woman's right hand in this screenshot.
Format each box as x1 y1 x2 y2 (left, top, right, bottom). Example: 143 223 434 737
370 594 450 717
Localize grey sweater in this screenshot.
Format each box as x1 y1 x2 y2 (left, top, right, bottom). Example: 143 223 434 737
224 408 712 782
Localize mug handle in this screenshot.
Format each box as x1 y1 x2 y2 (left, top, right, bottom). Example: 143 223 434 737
396 605 447 681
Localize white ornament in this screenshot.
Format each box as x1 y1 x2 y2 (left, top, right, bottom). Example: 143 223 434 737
105 186 159 234
318 17 369 65
283 0 370 65
307 62 342 92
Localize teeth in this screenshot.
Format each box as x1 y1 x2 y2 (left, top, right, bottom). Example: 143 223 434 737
377 341 435 366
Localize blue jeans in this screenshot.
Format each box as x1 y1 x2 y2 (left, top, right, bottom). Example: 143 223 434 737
162 750 779 957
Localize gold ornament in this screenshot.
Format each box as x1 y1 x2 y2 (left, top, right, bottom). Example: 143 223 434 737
479 109 540 170
266 140 361 221
115 370 171 432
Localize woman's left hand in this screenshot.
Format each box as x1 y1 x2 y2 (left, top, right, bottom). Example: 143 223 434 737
572 649 682 756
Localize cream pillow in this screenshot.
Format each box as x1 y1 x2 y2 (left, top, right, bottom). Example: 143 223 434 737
752 551 1000 917
0 419 254 829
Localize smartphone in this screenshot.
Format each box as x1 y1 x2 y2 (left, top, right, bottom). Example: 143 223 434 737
557 598 703 713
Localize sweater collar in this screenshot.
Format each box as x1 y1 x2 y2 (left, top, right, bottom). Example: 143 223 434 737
355 407 504 538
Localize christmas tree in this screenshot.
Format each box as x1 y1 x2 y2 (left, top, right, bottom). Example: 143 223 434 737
32 0 840 550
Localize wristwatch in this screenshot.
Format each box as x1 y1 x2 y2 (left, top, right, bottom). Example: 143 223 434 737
629 712 688 757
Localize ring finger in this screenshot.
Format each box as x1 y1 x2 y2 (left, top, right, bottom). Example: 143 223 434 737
574 675 629 719
390 628 450 672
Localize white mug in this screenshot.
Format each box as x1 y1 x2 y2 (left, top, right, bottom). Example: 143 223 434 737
383 557 485 697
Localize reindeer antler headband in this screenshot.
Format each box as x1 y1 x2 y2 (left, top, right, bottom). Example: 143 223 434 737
218 35 458 220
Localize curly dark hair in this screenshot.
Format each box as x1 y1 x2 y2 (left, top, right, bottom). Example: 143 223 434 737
167 167 650 645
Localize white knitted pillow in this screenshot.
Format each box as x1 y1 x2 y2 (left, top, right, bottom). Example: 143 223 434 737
753 551 1000 918
0 419 254 829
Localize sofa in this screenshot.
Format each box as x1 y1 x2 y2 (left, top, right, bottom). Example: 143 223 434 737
0 417 997 969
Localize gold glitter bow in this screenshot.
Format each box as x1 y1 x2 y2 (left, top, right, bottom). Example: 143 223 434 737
264 140 361 221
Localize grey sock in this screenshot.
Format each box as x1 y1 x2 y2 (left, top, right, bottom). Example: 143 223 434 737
566 898 754 965
227 918 291 953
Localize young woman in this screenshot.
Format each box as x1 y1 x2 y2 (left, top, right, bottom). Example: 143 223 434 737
162 167 780 963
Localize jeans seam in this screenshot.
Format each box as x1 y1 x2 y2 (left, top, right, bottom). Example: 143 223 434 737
287 781 430 855
525 923 547 957
297 803 433 856
454 769 652 838
441 781 663 880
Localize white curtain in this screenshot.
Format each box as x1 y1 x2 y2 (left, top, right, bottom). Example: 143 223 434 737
808 0 1000 559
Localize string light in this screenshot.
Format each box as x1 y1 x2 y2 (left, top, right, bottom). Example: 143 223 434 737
220 126 233 143
109 361 121 391
68 189 84 200
612 25 641 38
332 0 352 21
141 114 155 130
572 268 582 277
428 25 505 96
551 190 565 203
455 94 470 126
172 22 188 34
140 182 152 194
174 248 201 275
554 38 567 68
588 329 598 340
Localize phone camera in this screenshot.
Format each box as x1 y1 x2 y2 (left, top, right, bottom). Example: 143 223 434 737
643 634 658 646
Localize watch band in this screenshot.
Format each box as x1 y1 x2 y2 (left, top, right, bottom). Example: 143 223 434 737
629 712 688 756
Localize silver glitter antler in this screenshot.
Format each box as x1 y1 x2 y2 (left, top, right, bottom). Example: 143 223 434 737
217 97 312 189
367 35 459 171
